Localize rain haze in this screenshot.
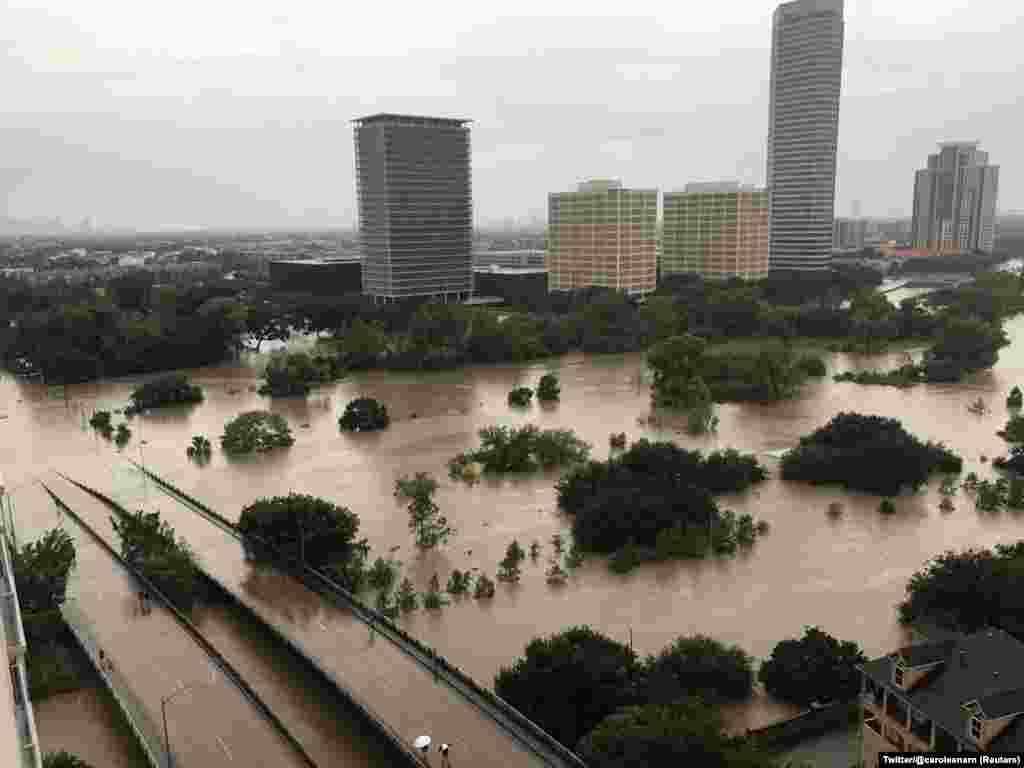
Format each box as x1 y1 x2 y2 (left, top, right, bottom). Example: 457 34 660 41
1 0 1020 231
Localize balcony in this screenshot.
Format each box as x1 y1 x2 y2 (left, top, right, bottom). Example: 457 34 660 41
862 693 933 752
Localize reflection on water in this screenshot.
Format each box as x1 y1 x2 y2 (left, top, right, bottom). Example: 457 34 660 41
8 316 1024 733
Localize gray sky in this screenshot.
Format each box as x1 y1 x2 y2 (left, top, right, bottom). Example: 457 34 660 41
1 0 1020 231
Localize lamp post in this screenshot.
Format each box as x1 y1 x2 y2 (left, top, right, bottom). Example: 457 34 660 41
161 681 207 768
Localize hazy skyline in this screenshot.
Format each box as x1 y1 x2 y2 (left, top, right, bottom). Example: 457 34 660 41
2 1 1021 231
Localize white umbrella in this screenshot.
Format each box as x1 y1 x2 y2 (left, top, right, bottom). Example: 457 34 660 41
414 735 431 751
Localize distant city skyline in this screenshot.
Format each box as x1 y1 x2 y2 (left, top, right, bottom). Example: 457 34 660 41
1 1 1020 231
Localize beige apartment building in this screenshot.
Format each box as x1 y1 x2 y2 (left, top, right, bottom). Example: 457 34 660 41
662 182 769 281
547 180 657 297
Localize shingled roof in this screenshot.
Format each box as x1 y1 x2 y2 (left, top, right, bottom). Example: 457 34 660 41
860 628 1024 747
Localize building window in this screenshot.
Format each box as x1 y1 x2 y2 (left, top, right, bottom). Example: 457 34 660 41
894 665 904 687
970 716 982 741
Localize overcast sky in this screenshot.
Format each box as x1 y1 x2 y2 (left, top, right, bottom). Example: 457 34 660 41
1 0 1020 231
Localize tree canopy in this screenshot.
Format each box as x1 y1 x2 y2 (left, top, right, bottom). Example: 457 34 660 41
578 699 778 768
12 528 76 615
758 626 866 707
238 494 365 571
43 752 95 768
494 626 640 750
449 425 590 478
220 411 295 454
642 635 755 705
780 412 962 496
127 373 203 414
898 542 1024 635
111 509 200 613
259 350 339 397
339 397 390 431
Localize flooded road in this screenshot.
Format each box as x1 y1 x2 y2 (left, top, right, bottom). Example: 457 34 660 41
34 685 149 768
5 311 1024 734
15 478 308 768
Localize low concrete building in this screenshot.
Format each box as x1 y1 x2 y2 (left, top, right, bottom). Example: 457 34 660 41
472 266 548 307
268 257 362 295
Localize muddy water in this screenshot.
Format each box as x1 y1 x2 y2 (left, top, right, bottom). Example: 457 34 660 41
13 479 308 768
34 685 149 768
5 314 1024 734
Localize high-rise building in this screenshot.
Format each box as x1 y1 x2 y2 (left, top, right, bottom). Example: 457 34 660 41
353 114 473 302
662 182 769 280
911 142 999 255
766 0 845 272
547 180 657 297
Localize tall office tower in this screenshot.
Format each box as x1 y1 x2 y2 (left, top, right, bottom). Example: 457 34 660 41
662 182 769 280
547 179 657 297
911 142 1000 255
353 114 473 302
766 0 845 271
832 217 867 250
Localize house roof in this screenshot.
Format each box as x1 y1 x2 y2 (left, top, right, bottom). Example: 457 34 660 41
861 628 1024 744
897 639 957 668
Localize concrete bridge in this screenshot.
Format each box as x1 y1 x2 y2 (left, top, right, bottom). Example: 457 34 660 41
60 457 585 768
20 478 314 768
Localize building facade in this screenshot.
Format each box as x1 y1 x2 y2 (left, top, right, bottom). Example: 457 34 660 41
472 250 546 269
268 258 363 295
353 114 473 302
911 142 1000 255
662 182 769 280
547 180 657 297
766 0 845 272
859 628 1024 767
473 266 549 307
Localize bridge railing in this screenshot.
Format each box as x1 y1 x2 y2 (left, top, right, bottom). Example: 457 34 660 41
129 461 588 768
62 470 429 767
60 598 165 768
44 480 318 768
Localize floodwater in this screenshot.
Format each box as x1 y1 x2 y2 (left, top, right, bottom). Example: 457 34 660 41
13 479 308 768
5 308 1024 737
34 684 149 768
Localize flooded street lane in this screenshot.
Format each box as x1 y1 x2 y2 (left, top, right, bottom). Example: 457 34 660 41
23 477 309 768
71 452 550 768
6 313 1024 734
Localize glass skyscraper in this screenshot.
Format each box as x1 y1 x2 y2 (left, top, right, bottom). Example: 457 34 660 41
766 0 844 272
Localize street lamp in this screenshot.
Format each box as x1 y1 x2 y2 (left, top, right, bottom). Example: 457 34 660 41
161 680 209 768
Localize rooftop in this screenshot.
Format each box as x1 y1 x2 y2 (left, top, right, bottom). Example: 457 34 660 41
860 628 1024 749
352 113 472 126
269 257 362 266
473 266 548 275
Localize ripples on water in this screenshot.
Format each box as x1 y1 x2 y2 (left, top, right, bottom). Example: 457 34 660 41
7 314 1024 732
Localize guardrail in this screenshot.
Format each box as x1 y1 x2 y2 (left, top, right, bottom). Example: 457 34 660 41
128 461 587 768
58 471 426 768
43 480 318 768
60 599 163 768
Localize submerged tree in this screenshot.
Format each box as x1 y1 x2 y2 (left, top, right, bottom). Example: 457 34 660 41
395 472 452 549
536 373 561 402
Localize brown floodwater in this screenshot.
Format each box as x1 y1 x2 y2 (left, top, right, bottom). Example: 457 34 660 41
34 684 149 768
12 479 308 768
5 310 1024 736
